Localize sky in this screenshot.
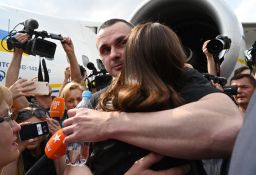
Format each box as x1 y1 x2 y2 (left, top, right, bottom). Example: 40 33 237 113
0 0 255 23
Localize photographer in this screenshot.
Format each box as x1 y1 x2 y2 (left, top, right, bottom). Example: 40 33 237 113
5 34 32 111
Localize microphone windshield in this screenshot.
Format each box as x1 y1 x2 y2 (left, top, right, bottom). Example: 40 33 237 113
23 19 39 35
49 97 65 118
87 62 97 71
45 129 66 159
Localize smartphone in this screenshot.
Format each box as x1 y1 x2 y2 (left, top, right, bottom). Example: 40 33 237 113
19 121 49 141
29 81 50 96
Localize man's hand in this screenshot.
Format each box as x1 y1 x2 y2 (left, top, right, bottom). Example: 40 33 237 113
125 153 190 175
63 108 112 143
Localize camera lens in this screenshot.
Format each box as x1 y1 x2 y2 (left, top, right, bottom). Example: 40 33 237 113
207 39 224 54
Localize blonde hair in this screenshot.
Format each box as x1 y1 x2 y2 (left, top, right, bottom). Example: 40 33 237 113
59 81 83 99
0 85 13 107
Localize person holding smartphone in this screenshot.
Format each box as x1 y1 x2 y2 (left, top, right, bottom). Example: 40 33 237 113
2 106 59 175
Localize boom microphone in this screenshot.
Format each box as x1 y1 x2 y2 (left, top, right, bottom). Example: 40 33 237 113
49 97 65 120
45 129 66 160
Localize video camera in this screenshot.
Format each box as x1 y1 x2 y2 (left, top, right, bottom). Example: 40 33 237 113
85 59 112 92
203 73 227 86
6 19 63 59
207 35 231 54
203 73 237 96
245 41 256 72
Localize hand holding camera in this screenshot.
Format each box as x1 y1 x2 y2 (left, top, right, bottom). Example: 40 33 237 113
6 18 63 59
206 35 231 55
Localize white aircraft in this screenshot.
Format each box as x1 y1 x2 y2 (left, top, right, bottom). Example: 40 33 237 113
0 0 255 95
0 4 100 95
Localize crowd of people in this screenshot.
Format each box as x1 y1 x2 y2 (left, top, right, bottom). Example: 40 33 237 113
0 17 255 175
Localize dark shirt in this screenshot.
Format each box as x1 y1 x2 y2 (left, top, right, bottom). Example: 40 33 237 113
228 92 256 175
22 143 57 175
87 68 221 175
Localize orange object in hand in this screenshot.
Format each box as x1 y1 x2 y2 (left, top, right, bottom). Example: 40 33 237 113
45 128 66 159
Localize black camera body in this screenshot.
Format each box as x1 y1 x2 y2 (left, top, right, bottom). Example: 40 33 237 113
207 35 231 54
6 19 62 59
223 85 238 96
203 73 227 86
203 73 238 96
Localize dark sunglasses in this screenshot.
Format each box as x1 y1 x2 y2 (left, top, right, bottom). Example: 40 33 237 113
16 107 49 122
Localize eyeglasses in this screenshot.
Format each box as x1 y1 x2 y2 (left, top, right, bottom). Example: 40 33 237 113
16 107 49 122
0 111 15 126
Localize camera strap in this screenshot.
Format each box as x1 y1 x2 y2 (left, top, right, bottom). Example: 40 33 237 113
42 58 49 82
38 58 49 83
214 56 224 76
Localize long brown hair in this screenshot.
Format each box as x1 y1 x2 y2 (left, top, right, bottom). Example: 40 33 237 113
98 22 187 112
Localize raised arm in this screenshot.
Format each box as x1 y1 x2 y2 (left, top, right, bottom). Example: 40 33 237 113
63 92 242 160
5 48 23 87
5 34 30 110
202 40 217 76
110 93 242 159
61 37 82 83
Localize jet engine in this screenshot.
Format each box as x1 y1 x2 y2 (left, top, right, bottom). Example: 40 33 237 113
129 0 245 78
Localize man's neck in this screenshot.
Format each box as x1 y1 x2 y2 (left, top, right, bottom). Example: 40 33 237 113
238 104 247 113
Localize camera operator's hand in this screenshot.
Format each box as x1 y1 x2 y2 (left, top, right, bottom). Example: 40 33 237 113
202 40 217 76
62 37 75 56
202 40 214 57
12 33 30 55
15 33 29 44
212 82 224 92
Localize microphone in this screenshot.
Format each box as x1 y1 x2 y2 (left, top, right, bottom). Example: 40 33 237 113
87 62 98 77
45 129 66 160
23 19 39 36
87 62 97 71
49 97 65 120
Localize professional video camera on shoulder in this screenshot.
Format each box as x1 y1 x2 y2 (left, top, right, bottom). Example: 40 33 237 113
6 19 63 59
84 59 112 92
207 35 231 55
